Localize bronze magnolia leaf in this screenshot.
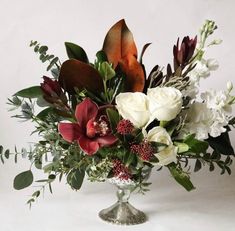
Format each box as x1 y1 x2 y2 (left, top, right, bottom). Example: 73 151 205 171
102 19 145 92
59 60 103 94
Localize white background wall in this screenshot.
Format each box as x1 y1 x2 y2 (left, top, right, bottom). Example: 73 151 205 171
0 0 235 231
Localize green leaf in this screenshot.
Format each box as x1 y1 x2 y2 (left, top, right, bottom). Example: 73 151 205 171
106 108 120 133
4 149 10 159
168 163 195 191
47 57 59 71
67 169 85 190
32 190 40 198
98 61 116 81
184 134 208 154
0 145 3 154
38 46 48 54
174 142 189 153
65 42 89 63
14 86 42 98
36 107 54 120
96 50 108 63
194 159 202 172
207 131 234 155
13 170 34 190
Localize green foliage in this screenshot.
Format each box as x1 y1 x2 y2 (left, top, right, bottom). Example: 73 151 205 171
14 86 42 99
65 42 89 63
183 134 209 154
14 170 34 190
95 50 108 64
98 61 116 81
207 131 234 155
67 169 85 190
106 108 120 133
0 145 10 164
30 41 60 72
168 163 195 191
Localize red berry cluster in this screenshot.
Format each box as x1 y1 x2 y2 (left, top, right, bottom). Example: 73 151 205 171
131 141 154 161
116 119 134 135
112 159 131 180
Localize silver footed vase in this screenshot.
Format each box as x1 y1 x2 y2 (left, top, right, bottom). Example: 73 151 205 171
99 167 151 225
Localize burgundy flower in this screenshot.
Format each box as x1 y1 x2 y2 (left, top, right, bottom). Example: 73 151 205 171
131 141 154 161
113 159 131 180
117 119 134 135
58 98 117 155
40 76 67 105
173 36 197 69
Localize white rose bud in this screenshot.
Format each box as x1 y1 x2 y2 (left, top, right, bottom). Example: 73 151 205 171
147 87 183 121
206 58 219 71
115 92 150 128
144 126 177 166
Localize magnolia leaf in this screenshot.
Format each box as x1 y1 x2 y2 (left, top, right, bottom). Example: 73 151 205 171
65 42 89 63
14 86 42 98
102 19 145 92
59 60 103 94
13 170 34 190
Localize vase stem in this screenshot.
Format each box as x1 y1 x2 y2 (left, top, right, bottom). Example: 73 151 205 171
117 188 131 203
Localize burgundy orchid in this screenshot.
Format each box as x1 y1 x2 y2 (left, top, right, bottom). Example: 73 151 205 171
58 98 117 155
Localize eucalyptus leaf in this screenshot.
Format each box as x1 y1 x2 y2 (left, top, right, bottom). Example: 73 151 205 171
67 169 85 190
13 170 34 190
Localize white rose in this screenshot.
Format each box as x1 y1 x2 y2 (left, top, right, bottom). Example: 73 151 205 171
144 126 177 166
147 87 183 121
115 92 150 128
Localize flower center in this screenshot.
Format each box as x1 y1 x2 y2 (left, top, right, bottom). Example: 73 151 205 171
86 116 110 138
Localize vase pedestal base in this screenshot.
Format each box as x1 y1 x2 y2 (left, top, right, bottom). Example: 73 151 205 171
99 201 147 225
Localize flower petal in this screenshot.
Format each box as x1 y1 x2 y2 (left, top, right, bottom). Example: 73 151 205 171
58 60 103 94
78 136 99 155
96 135 118 147
58 123 82 142
75 98 98 129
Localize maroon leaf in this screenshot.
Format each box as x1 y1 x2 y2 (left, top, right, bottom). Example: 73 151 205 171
59 60 103 94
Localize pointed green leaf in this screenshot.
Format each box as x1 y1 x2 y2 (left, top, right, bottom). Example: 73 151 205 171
14 86 42 98
106 108 120 133
65 42 89 63
168 163 195 191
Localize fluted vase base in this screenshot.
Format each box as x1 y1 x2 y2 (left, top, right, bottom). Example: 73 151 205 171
99 201 147 225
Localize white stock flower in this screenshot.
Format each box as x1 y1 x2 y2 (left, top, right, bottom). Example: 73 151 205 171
147 87 183 121
144 126 177 166
115 92 150 128
183 102 228 140
201 89 232 113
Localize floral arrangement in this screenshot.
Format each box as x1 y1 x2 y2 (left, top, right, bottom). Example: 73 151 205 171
3 19 235 209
